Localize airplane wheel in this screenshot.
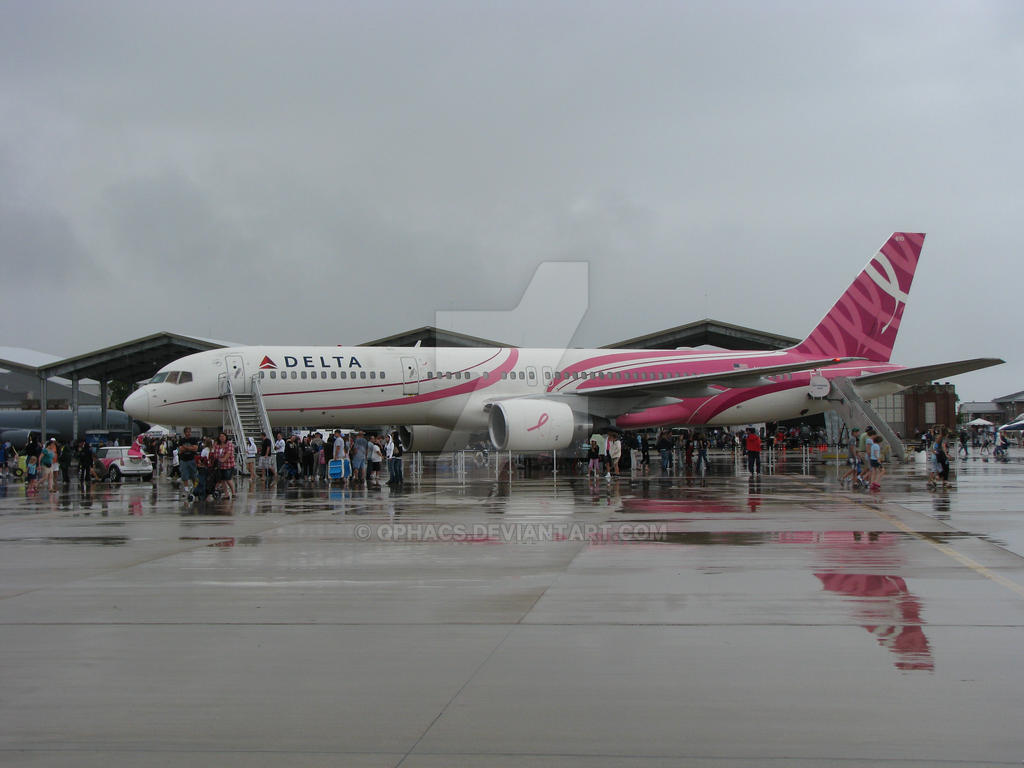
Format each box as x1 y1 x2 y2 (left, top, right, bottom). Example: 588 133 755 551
108 465 122 483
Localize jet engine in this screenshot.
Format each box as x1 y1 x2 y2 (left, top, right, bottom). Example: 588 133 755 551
488 399 592 451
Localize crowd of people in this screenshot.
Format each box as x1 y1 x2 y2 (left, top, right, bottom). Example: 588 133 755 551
0 433 127 494
2 419 1013 500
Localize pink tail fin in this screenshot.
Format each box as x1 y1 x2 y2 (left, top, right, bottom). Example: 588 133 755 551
793 233 925 362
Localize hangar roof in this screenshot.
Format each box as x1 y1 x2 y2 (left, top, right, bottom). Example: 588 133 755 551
360 326 511 348
361 321 799 352
36 332 228 383
603 319 800 351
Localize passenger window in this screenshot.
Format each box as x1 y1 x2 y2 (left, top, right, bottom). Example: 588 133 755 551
483 372 490 379
340 371 347 379
370 371 376 379
291 371 297 379
270 371 277 379
259 371 265 379
331 371 337 379
360 371 366 379
380 371 385 380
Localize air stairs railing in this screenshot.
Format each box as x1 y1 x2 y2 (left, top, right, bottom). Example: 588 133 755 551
218 373 249 470
248 374 273 441
827 377 906 461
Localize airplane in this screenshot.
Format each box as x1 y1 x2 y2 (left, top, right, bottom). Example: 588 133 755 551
124 233 1003 452
0 407 147 448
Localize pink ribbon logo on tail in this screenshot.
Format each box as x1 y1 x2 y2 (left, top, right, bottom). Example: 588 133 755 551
527 413 549 432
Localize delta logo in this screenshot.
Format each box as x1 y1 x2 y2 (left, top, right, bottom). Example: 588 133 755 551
258 356 277 370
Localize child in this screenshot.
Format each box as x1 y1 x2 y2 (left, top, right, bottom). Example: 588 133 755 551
587 440 601 479
868 435 884 490
25 455 38 494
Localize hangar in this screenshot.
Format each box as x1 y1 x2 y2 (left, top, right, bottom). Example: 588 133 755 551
4 333 227 442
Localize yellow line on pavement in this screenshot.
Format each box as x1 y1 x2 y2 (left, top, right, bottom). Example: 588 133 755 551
866 503 1024 599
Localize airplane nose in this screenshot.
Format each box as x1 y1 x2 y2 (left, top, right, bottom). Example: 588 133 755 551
124 388 150 421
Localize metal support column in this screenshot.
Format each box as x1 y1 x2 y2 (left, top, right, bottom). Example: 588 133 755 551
71 374 80 442
100 380 109 429
39 376 48 441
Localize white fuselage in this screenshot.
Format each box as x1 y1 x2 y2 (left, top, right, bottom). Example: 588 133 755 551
125 345 902 432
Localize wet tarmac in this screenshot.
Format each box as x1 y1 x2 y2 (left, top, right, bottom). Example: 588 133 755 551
1 451 1023 766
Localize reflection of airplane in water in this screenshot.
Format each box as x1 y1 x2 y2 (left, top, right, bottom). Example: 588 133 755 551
782 530 933 672
614 502 935 671
815 571 931 671
126 233 1002 452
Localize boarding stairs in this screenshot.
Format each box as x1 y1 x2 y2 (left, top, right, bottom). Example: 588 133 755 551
826 376 906 461
219 373 274 470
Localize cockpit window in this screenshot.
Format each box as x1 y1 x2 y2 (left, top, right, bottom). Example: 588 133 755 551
164 372 180 384
150 372 169 384
178 371 193 384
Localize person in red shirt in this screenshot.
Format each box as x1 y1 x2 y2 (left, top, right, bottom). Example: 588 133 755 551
745 428 762 476
212 432 236 499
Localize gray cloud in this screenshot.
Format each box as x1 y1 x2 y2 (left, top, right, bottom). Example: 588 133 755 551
0 0 1020 400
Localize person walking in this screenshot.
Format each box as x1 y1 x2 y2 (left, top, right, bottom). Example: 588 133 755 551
694 432 710 473
605 433 621 480
77 440 93 485
389 431 404 486
58 440 74 485
258 431 276 488
274 432 286 475
40 439 58 493
178 428 200 499
212 432 236 499
935 426 951 489
245 436 257 486
351 431 368 487
867 434 885 490
840 427 863 487
587 440 601 479
745 428 762 477
0 440 12 483
332 430 349 487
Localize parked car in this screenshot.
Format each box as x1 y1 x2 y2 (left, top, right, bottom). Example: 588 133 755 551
94 446 153 482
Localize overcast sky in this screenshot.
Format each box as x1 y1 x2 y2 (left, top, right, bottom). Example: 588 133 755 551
1 1 1020 401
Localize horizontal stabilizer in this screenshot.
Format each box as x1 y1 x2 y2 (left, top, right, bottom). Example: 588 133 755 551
853 358 1004 388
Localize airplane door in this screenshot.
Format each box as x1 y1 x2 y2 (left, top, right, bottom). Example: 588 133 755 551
527 366 538 387
226 354 248 394
401 356 419 395
542 366 553 388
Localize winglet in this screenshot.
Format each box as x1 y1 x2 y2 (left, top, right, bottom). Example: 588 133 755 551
794 233 925 362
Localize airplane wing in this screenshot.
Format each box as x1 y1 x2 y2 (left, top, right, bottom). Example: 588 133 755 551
851 358 1004 388
555 356 864 400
